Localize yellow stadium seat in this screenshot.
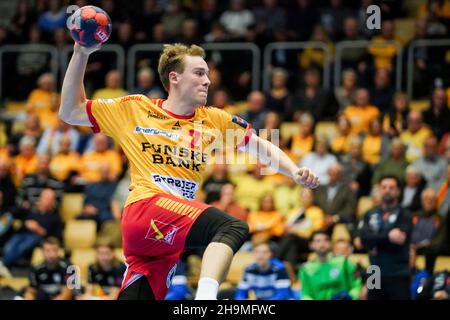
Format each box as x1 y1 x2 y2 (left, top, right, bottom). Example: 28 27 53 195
314 121 338 142
226 251 254 285
60 193 84 222
280 122 300 141
331 224 351 242
410 100 429 112
357 196 374 219
70 248 97 285
434 256 450 272
64 220 97 250
31 247 65 266
0 277 29 292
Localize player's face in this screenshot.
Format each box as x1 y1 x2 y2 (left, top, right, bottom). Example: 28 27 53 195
178 55 210 105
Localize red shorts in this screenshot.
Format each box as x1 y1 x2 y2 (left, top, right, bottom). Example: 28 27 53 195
119 193 210 300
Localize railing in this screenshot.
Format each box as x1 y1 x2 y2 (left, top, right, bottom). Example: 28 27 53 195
406 39 450 98
263 41 332 91
334 40 403 91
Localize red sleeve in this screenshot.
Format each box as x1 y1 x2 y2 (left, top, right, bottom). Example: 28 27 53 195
86 100 101 133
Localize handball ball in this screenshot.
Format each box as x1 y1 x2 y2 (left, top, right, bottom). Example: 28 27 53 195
68 6 112 47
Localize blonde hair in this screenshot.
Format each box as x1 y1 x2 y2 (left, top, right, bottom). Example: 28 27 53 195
158 43 206 92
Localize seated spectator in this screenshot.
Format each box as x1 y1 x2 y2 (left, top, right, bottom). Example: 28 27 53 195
37 0 67 34
0 191 14 247
7 113 42 156
1 189 62 268
416 270 450 300
298 231 362 300
412 135 447 191
76 240 126 300
130 67 164 98
286 112 315 164
361 117 391 167
334 69 358 112
92 70 128 100
400 110 433 163
258 111 281 142
382 92 410 138
202 164 231 204
77 164 118 228
77 134 122 184
372 138 408 186
165 260 193 300
219 0 255 40
49 135 81 189
13 136 38 184
340 137 372 196
423 87 450 140
0 160 17 213
400 166 426 214
369 68 395 113
25 73 60 130
332 238 353 257
235 241 292 300
240 91 269 132
299 25 334 71
339 17 366 69
273 174 303 217
300 138 337 186
17 154 64 214
211 183 248 222
437 132 450 156
278 188 324 269
264 67 292 114
331 114 354 158
313 163 357 231
437 164 450 217
343 88 380 136
211 89 236 114
37 118 80 156
247 193 284 244
21 237 73 300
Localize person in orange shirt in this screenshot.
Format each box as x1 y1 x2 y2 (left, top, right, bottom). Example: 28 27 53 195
77 133 122 184
26 73 60 130
13 136 38 185
247 193 284 244
331 114 355 158
211 183 248 222
343 88 380 135
400 110 433 163
383 92 410 137
367 20 403 71
49 135 81 184
362 117 390 167
287 112 315 163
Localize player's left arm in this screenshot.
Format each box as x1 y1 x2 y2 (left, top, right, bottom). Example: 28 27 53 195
239 133 320 189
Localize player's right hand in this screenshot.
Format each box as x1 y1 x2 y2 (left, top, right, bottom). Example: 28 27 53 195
74 42 102 55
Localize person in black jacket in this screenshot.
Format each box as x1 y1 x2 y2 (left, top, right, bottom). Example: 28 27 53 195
358 175 413 300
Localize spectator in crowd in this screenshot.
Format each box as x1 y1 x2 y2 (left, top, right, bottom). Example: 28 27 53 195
286 112 315 164
372 138 408 186
195 0 221 37
339 17 366 70
17 154 63 214
235 241 292 300
252 0 287 44
291 67 338 122
77 134 122 184
114 21 134 51
9 0 37 43
300 24 335 71
211 89 235 114
331 114 354 158
259 111 281 142
400 110 433 163
161 0 187 39
165 260 193 300
49 135 81 189
0 160 17 213
21 237 73 300
92 70 128 100
265 68 292 114
278 188 325 270
313 163 357 231
361 117 391 167
77 163 118 228
13 136 39 185
334 69 358 112
438 132 450 157
130 67 164 98
358 176 413 300
1 189 62 268
176 18 202 45
134 0 162 42
341 137 372 196
411 188 442 274
298 231 362 300
273 175 303 217
0 191 14 248
369 68 395 113
299 138 338 186
412 135 447 191
437 164 450 217
7 114 42 157
382 92 410 138
400 166 426 214
343 88 380 136
240 91 269 132
319 0 355 41
202 164 231 204
37 0 66 36
36 118 80 156
25 73 60 130
219 0 255 40
423 87 450 140
76 240 126 300
416 270 450 300
247 193 284 244
286 0 319 42
211 183 248 222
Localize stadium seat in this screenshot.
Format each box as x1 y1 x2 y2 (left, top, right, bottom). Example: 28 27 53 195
349 254 370 269
0 277 29 292
410 100 429 112
70 248 97 285
331 224 351 242
357 196 374 219
314 121 338 142
226 251 254 285
280 122 299 141
60 193 84 222
64 220 97 250
31 247 65 266
434 256 450 272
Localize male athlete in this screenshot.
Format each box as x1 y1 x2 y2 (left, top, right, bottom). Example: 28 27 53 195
59 42 319 300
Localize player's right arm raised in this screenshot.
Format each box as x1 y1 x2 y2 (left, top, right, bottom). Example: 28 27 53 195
59 43 100 126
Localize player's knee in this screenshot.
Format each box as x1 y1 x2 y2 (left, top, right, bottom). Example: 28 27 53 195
213 217 249 254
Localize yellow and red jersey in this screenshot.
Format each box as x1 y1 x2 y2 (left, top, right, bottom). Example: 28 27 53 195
86 95 251 207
